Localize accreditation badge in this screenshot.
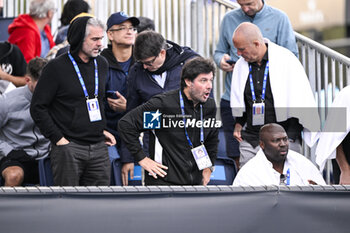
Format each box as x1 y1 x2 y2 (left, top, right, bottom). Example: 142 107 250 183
252 102 264 126
86 98 102 122
191 145 212 170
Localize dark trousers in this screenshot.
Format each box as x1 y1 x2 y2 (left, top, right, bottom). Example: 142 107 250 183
220 99 240 158
50 141 110 186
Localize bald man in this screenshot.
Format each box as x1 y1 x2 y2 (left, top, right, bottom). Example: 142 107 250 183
231 22 319 168
233 123 325 186
213 0 298 171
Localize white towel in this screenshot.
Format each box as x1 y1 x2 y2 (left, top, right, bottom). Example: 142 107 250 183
230 39 320 147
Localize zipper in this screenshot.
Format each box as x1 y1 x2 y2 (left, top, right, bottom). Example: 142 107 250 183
189 104 199 185
188 160 194 184
32 125 40 157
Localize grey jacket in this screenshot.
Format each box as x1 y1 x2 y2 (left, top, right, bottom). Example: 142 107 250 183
0 86 50 159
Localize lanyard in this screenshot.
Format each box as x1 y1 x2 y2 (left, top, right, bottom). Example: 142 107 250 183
249 61 269 103
68 52 99 99
286 168 290 185
179 90 204 148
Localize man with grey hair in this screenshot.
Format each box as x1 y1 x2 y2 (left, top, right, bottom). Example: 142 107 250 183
213 0 298 171
31 16 115 186
8 0 56 62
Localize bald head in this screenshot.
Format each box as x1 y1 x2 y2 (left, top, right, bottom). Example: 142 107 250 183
232 22 266 63
233 22 264 44
259 123 286 142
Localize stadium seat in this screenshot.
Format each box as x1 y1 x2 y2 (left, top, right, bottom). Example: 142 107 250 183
38 156 54 186
110 159 142 186
110 158 122 186
208 157 237 185
208 128 237 185
128 164 142 186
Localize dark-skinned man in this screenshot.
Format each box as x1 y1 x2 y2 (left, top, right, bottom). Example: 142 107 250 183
233 123 325 186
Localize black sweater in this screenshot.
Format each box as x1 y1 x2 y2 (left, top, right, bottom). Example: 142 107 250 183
118 89 219 185
30 53 108 145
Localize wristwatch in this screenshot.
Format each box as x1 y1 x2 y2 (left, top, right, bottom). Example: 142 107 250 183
209 166 215 172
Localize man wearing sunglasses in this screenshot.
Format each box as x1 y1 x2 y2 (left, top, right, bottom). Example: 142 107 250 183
122 30 199 185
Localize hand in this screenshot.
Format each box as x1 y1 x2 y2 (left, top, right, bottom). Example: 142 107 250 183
308 180 318 185
103 130 116 146
219 54 235 72
339 170 350 185
121 162 134 186
233 157 240 171
202 167 212 186
138 157 168 179
107 91 127 112
233 123 243 142
56 137 70 146
0 66 5 80
336 144 350 185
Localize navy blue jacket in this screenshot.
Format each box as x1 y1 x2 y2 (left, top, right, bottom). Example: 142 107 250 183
126 40 198 112
101 46 135 162
124 41 198 163
101 45 135 140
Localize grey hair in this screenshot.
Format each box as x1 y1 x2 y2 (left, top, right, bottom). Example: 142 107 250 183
85 17 105 39
29 0 56 18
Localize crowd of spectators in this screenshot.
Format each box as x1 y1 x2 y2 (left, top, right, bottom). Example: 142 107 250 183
0 0 347 187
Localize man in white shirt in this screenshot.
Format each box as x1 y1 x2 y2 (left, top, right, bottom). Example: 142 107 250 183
233 123 325 186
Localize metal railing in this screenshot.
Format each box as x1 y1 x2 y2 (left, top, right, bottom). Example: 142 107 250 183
296 32 350 183
3 0 350 183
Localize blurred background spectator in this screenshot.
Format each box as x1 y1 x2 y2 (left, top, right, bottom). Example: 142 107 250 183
7 0 56 62
55 0 90 44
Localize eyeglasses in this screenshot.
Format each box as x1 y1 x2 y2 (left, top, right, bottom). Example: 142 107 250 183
109 27 137 33
139 55 158 66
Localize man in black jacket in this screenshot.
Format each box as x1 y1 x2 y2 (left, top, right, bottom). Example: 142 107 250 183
30 16 115 186
122 30 199 184
119 57 219 185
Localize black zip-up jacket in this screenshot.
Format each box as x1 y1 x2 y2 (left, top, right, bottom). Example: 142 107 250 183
118 89 219 185
126 40 198 112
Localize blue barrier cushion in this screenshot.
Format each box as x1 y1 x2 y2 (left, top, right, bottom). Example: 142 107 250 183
210 165 226 180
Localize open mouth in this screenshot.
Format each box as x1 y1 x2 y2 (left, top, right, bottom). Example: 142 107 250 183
279 150 288 155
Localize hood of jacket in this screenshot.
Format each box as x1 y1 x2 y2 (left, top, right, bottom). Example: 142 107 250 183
150 40 198 75
101 45 135 71
8 14 38 35
0 42 13 61
67 16 92 56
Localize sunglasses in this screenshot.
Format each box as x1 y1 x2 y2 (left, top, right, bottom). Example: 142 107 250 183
109 27 137 33
139 54 159 66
